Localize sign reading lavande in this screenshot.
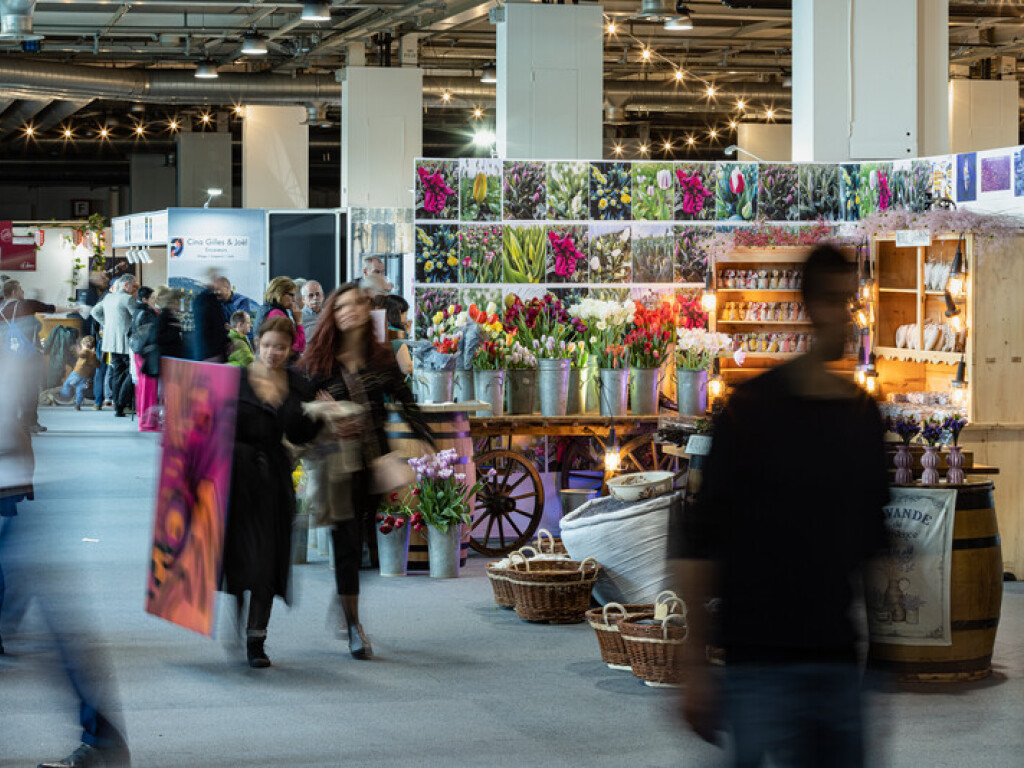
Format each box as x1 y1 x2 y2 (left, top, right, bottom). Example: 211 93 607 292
866 487 956 646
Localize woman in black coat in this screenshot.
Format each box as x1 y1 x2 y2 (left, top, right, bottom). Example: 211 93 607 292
221 315 319 668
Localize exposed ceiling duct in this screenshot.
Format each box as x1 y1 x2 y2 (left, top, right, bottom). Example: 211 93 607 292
0 0 41 41
0 98 50 133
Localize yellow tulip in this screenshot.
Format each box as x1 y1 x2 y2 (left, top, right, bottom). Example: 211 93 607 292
599 199 608 209
473 172 488 203
447 256 458 267
621 192 631 204
433 311 443 324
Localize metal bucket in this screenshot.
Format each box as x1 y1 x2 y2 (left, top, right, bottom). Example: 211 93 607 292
560 488 597 518
537 358 571 417
473 368 506 417
376 524 411 577
566 366 585 415
584 359 600 413
427 524 462 578
419 369 455 403
454 368 475 403
630 367 661 415
676 368 708 416
506 368 536 415
599 368 629 417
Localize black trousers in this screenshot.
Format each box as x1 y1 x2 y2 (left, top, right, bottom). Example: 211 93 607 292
331 520 363 596
108 353 133 412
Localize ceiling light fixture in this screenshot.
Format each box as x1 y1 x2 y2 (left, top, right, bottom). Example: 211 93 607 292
639 143 649 155
441 91 452 103
729 120 738 130
23 125 33 136
235 105 245 116
480 64 497 84
613 144 624 156
99 127 109 138
663 140 672 151
204 187 223 209
135 124 145 136
664 6 694 31
301 1 331 22
706 84 716 97
473 130 496 148
686 136 695 146
674 69 684 81
201 113 211 124
736 99 746 110
169 120 179 131
241 30 268 56
709 129 718 140
765 108 775 120
63 128 73 138
472 107 483 119
194 59 219 79
641 47 652 62
607 21 617 34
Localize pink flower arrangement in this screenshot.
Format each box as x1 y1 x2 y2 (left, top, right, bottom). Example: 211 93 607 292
878 171 892 211
417 166 456 214
676 169 714 215
548 231 585 278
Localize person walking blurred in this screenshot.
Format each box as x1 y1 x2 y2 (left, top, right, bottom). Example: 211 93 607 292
674 244 889 768
192 270 229 363
130 286 160 431
221 316 319 668
227 310 254 368
299 283 433 659
83 271 110 410
91 274 139 417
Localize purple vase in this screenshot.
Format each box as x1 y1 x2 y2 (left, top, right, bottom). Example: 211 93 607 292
894 445 913 485
946 445 965 485
921 445 940 485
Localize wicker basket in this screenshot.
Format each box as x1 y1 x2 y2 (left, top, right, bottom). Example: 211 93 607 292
506 556 601 623
534 528 569 557
621 609 688 688
585 591 680 669
486 550 529 609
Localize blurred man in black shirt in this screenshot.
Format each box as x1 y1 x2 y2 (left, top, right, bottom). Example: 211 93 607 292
675 245 889 768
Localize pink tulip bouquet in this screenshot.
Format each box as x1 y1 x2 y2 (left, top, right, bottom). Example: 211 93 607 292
407 449 496 533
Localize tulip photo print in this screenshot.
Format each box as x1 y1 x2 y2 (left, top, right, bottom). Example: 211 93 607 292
590 162 632 220
674 163 718 221
415 224 460 283
458 223 503 283
459 158 501 221
415 160 459 220
716 163 758 221
632 163 676 221
545 224 590 284
631 223 675 283
503 161 547 220
547 161 590 220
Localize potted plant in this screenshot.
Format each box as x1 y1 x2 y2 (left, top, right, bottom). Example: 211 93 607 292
888 415 920 485
943 413 968 484
567 297 637 416
920 418 944 484
374 490 414 577
674 328 732 416
596 343 630 417
421 303 465 403
504 338 538 415
625 301 674 415
407 450 494 578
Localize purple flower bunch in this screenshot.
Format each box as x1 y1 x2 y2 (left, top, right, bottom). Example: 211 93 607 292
409 449 463 482
942 413 968 446
921 418 944 447
888 415 921 446
407 450 498 533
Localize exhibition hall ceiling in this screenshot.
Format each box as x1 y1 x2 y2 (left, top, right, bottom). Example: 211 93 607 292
2 0 1024 185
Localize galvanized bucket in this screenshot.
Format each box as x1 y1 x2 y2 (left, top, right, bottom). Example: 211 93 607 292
419 369 455 403
537 358 571 417
676 368 708 416
376 524 411 577
427 524 462 578
630 367 662 415
584 359 600 413
566 366 585 415
506 368 536 415
599 368 629 417
473 368 506 417
454 368 475 403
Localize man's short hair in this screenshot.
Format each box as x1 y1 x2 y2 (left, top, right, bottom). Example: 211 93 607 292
301 280 322 297
802 244 855 305
113 274 135 291
214 276 232 289
362 255 385 270
230 310 250 327
2 279 19 299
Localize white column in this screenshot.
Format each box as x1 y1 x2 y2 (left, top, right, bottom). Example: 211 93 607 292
341 67 423 209
494 3 602 160
792 0 948 162
242 105 309 209
177 132 232 207
949 80 1018 153
738 124 792 162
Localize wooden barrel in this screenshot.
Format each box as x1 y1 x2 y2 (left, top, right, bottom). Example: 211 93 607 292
385 409 476 570
868 481 1003 682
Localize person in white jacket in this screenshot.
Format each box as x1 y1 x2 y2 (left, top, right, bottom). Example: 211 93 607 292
90 275 138 417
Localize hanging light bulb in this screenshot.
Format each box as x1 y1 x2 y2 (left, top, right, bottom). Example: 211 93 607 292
613 144 624 156
707 360 724 402
674 69 684 81
864 370 879 395
859 278 873 303
700 271 716 313
944 290 965 334
947 235 967 299
950 358 969 408
641 47 652 62
604 426 620 473
855 364 868 387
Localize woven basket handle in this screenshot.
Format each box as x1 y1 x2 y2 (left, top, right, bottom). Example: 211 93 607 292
518 545 538 559
577 557 599 578
654 590 679 605
507 550 529 569
535 528 555 553
660 596 688 620
662 612 688 641
602 602 628 625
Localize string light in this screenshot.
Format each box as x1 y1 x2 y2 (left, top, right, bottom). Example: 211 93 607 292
641 47 652 62
63 128 73 138
201 113 212 123
663 140 672 152
169 120 179 131
99 127 109 138
24 125 34 136
606 21 617 34
686 136 695 146
736 99 746 110
638 143 649 155
442 91 451 103
613 144 624 156
135 124 145 136
674 69 684 81
234 105 245 115
765 108 775 120
729 120 738 130
709 129 718 140
472 107 483 119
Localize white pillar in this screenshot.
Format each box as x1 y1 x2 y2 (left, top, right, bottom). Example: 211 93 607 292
792 0 948 161
738 124 792 162
949 80 1018 153
242 105 309 209
341 67 422 209
177 132 232 207
493 3 602 160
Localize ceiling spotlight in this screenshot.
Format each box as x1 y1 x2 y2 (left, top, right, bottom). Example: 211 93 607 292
235 105 245 115
194 59 219 79
686 136 695 145
613 144 623 156
241 30 268 56
729 120 738 130
606 21 617 35
480 64 497 84
201 113 212 123
663 140 672 151
99 127 109 138
24 125 34 136
169 120 179 131
639 143 649 155
709 129 718 139
442 91 452 103
473 130 496 148
765 108 775 119
641 47 652 62
472 107 483 119
664 6 694 31
674 69 684 81
736 99 746 110
706 84 716 97
301 1 331 22
63 128 73 138
135 124 145 135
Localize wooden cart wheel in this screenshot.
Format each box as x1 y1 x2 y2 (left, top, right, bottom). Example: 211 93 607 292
470 449 545 556
558 436 607 493
619 434 688 490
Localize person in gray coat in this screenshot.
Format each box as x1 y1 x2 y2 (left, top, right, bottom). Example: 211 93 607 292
91 275 139 417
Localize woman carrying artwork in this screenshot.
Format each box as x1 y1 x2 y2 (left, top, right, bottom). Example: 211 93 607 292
299 283 433 659
222 316 319 668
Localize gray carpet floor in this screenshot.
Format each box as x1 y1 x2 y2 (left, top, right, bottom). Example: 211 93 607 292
1 407 1022 768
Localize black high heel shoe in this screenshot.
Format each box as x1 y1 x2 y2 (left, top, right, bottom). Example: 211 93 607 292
347 623 372 660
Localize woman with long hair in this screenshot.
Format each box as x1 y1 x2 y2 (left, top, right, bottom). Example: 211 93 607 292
299 284 432 659
254 276 306 356
222 315 319 668
129 286 160 431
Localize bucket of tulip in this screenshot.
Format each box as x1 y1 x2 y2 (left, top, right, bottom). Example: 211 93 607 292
375 490 416 577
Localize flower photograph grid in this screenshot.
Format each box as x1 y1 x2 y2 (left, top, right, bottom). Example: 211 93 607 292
503 161 547 220
415 224 459 283
415 160 459 220
459 158 501 222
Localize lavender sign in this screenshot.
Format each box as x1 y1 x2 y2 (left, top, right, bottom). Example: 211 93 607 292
867 488 956 646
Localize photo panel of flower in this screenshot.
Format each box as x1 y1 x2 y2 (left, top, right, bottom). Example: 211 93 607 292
590 161 632 220
459 158 502 222
545 224 590 284
674 162 718 221
840 164 862 221
503 160 547 220
856 162 894 217
758 164 801 222
980 154 1011 194
458 223 503 283
931 157 954 201
716 163 758 221
415 224 460 283
673 224 713 285
415 160 460 221
503 223 548 283
889 160 934 213
956 152 977 202
588 223 632 283
547 161 590 220
797 164 841 221
414 286 460 340
1015 150 1024 197
588 286 631 303
460 286 503 317
631 223 675 284
632 162 676 221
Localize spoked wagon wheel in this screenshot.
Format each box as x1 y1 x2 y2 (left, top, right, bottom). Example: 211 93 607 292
559 436 607 494
470 449 545 556
618 434 688 490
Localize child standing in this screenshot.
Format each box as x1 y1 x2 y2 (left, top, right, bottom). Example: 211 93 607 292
227 311 254 368
61 335 99 410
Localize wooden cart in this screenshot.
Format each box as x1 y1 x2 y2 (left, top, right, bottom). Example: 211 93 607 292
466 415 683 556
